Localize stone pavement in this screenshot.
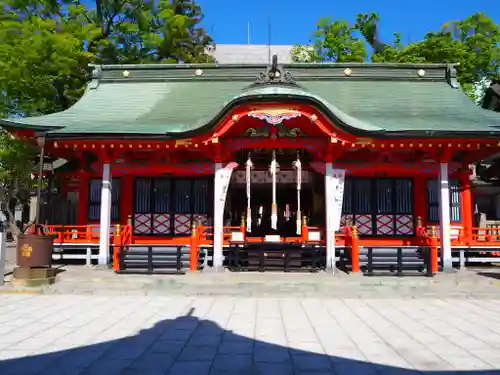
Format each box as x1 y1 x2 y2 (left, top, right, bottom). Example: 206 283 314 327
2 265 500 298
1 295 500 375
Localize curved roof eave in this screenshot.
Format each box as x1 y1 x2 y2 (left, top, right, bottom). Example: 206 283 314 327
0 120 64 133
1 84 383 138
0 84 98 134
164 86 386 139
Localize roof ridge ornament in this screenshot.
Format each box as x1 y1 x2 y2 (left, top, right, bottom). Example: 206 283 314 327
247 54 299 89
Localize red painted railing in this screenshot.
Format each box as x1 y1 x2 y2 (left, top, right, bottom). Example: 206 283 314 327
44 224 105 244
44 221 500 273
465 227 500 256
343 226 360 272
343 221 440 274
112 223 133 271
426 226 500 256
419 225 438 274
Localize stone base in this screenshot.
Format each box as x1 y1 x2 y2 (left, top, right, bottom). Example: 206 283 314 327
12 267 58 287
202 266 226 273
324 267 339 274
93 264 112 271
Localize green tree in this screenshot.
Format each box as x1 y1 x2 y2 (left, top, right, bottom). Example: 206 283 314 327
298 12 500 100
0 5 93 234
292 17 367 63
0 0 216 115
89 0 215 63
0 135 38 237
0 0 215 234
0 12 94 116
291 45 315 63
356 12 500 99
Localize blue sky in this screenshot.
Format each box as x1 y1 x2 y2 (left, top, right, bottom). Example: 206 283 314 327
197 0 500 45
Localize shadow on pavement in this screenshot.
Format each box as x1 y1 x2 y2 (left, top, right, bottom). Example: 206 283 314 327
0 308 498 375
476 271 500 280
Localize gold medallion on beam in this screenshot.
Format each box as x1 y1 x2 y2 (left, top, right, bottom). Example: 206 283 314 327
175 139 193 147
355 138 373 145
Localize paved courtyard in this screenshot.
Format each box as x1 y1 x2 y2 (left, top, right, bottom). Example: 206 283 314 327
1 295 500 375
4 263 500 298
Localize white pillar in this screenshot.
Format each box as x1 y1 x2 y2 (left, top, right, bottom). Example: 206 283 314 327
439 162 452 271
325 162 335 273
98 163 112 266
213 162 224 269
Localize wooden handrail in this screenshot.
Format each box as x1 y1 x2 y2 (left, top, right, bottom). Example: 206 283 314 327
471 227 500 242
38 223 500 260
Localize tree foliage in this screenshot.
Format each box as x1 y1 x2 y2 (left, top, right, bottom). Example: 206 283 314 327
1 0 215 94
0 9 94 116
358 12 500 99
0 0 215 233
0 0 215 116
0 133 38 235
292 17 367 63
89 0 215 64
292 11 500 183
293 12 500 100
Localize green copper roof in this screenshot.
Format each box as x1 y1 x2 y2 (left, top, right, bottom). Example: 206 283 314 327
2 62 500 138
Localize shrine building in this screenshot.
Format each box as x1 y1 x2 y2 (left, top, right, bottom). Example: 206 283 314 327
3 57 500 274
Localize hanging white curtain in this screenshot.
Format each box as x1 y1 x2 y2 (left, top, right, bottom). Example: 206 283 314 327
246 156 253 233
293 154 302 235
270 150 278 230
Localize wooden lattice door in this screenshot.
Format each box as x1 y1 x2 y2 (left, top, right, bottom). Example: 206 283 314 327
133 177 212 236
340 177 414 236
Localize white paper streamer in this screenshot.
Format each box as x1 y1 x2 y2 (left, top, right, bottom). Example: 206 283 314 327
246 156 253 233
293 155 302 235
270 150 278 230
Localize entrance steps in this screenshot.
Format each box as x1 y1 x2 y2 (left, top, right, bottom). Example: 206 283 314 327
357 246 430 276
227 243 326 272
51 244 431 276
117 245 205 274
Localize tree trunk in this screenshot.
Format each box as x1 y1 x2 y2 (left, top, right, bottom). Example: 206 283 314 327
6 205 21 244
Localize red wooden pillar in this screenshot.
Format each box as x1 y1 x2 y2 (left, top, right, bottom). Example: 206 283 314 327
121 175 134 225
113 224 122 271
351 226 360 273
301 216 309 243
77 172 89 225
460 173 473 243
413 175 427 228
430 226 439 273
190 223 199 272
